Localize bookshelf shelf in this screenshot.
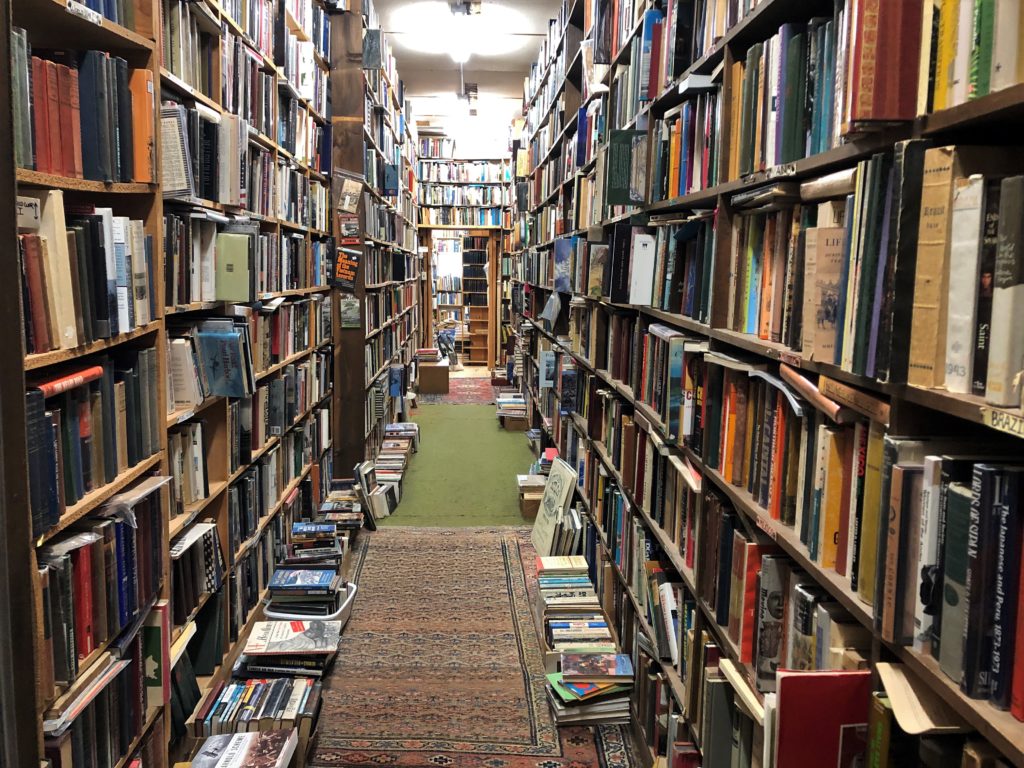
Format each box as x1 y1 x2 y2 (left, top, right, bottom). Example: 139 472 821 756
893 645 1024 761
158 68 220 112
24 320 162 370
109 709 162 768
12 0 156 51
36 453 163 544
255 346 314 382
15 168 156 194
168 480 229 539
165 397 221 429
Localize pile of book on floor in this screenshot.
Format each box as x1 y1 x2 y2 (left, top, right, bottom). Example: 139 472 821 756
317 486 366 533
415 348 441 362
534 447 558 475
234 620 342 681
190 729 300 768
496 389 527 419
537 556 632 724
354 423 421 520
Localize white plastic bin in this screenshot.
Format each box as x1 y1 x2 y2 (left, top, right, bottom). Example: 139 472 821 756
263 582 358 628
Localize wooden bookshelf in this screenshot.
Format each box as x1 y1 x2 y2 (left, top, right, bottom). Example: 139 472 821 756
508 0 1024 765
9 0 336 758
331 2 420 472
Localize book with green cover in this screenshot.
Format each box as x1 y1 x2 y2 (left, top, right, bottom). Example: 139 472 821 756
215 232 252 302
968 0 995 98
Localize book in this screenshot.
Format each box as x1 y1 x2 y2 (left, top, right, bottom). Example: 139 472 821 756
560 653 634 682
244 620 342 656
190 730 298 768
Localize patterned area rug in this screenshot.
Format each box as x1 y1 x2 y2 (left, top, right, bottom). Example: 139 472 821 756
311 528 633 768
418 377 496 405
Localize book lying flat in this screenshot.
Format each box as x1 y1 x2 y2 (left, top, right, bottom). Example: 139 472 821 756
244 620 342 656
190 730 298 768
560 653 634 682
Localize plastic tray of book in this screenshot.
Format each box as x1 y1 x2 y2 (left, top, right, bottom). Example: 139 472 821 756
262 582 358 627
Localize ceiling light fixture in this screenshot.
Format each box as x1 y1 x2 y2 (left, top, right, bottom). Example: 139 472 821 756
389 1 528 59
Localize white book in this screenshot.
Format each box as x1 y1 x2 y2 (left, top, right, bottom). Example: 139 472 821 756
949 0 975 106
945 175 985 393
765 33 779 168
111 216 132 333
169 337 203 408
990 0 1024 93
198 218 217 302
913 456 943 653
986 176 1024 407
128 219 150 326
24 190 79 349
628 230 656 305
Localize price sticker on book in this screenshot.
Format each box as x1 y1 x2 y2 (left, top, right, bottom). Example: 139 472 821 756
755 516 778 541
66 0 102 25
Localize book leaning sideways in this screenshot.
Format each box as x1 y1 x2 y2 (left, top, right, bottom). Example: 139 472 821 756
190 729 298 768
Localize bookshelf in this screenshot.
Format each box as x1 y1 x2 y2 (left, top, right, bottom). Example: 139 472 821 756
331 0 420 474
415 150 511 368
9 0 336 760
511 0 1024 766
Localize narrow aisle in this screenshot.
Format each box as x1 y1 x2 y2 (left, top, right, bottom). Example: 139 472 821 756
310 527 633 768
382 402 535 527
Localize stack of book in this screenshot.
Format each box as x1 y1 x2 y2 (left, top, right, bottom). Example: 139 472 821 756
317 486 366 532
287 522 343 565
234 620 342 680
416 348 441 362
266 567 345 618
496 391 528 419
546 652 634 725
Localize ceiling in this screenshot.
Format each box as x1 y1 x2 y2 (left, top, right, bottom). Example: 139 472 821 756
372 0 561 100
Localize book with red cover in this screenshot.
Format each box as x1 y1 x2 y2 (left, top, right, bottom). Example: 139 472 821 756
31 57 51 174
35 365 104 399
44 61 64 178
71 542 94 661
776 669 871 767
845 0 923 126
20 234 53 352
56 65 78 180
64 66 84 179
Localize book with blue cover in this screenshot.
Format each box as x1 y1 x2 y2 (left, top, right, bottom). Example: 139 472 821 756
292 523 337 537
195 328 250 398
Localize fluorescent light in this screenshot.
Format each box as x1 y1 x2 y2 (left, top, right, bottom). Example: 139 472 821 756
389 1 529 59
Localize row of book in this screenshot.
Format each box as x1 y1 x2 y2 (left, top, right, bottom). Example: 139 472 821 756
11 38 155 183
418 206 504 227
417 160 510 184
419 185 510 207
36 477 166 706
532 365 1024 766
570 331 1024 720
19 190 157 355
26 350 162 537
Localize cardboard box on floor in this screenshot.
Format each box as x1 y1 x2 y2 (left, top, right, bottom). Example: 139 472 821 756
419 359 449 394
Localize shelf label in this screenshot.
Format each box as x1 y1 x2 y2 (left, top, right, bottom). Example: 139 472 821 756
755 516 778 541
66 0 103 25
981 406 1024 438
16 196 40 230
779 350 802 366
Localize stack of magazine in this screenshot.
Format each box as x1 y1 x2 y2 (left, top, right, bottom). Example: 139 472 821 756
190 729 299 768
234 620 342 679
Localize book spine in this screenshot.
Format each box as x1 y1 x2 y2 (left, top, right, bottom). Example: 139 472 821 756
944 175 985 393
908 147 954 388
985 175 1024 407
991 470 1021 709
